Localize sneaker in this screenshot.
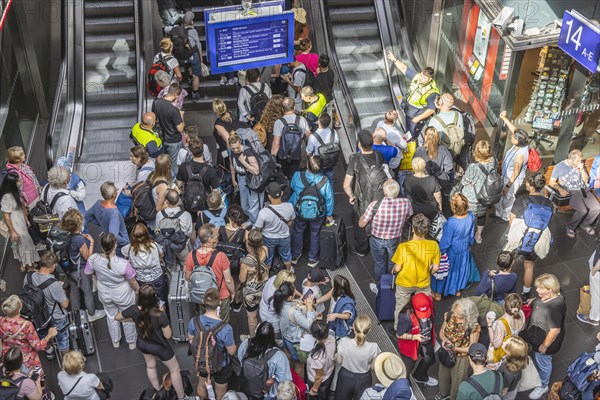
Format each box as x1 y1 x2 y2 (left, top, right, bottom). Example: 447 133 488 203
128 342 137 350
307 259 319 268
232 302 243 313
219 76 227 86
192 91 202 103
577 313 600 326
369 283 378 295
433 394 449 400
112 341 120 348
290 266 295 274
415 376 439 387
227 77 238 86
240 334 249 342
529 386 549 399
45 348 56 360
291 255 301 265
87 310 106 322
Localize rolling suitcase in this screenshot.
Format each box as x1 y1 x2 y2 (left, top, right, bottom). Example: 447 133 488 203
168 269 191 342
375 274 396 321
319 215 347 269
68 310 95 356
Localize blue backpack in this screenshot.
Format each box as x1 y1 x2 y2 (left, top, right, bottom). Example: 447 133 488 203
589 156 600 190
203 209 227 227
566 351 600 392
518 202 552 255
329 296 356 338
295 173 326 220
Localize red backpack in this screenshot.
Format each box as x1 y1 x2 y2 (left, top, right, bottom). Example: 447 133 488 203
147 55 169 98
528 147 542 172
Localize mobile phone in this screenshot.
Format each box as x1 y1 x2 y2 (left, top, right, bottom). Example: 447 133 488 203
302 289 314 302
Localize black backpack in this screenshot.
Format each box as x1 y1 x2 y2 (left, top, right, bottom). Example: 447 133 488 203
240 348 278 399
277 116 304 162
46 225 78 274
19 273 56 332
311 131 340 170
169 25 197 62
354 153 391 213
132 179 165 222
246 150 278 193
183 164 208 214
29 186 67 234
216 227 247 274
190 317 227 375
475 163 503 206
295 173 326 220
559 376 581 400
0 373 27 400
244 83 269 122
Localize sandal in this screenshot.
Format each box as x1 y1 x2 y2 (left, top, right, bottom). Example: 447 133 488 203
432 293 442 302
566 228 576 238
582 226 596 236
19 265 26 273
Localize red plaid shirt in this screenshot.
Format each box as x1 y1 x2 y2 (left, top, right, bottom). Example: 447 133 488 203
361 197 413 239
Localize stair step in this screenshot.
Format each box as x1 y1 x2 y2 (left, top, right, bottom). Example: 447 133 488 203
86 102 137 119
332 21 379 39
338 53 385 72
84 16 135 34
329 6 375 22
84 0 134 18
334 37 382 56
344 70 388 89
85 32 135 51
85 69 136 86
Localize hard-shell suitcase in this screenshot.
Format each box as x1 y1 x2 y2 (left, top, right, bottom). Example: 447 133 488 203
68 310 95 356
375 274 396 321
319 215 347 269
169 269 191 342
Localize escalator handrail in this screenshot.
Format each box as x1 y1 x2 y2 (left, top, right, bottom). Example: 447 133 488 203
133 0 145 121
45 47 67 169
392 0 421 74
318 0 362 134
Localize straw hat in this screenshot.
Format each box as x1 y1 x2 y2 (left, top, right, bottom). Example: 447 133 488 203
374 352 406 388
293 7 307 24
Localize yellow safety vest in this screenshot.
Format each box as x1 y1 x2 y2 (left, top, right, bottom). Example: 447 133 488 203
306 93 327 118
406 74 440 109
131 123 163 148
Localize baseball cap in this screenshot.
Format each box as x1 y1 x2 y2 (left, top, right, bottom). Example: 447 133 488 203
306 269 329 284
266 182 282 198
411 293 432 319
183 11 195 25
468 343 487 361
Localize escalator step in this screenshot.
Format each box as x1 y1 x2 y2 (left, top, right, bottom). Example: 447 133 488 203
85 83 138 103
85 51 136 70
328 0 374 6
85 102 137 119
344 70 388 89
331 21 379 39
329 6 375 22
334 37 382 56
338 53 385 72
84 0 134 18
85 32 135 51
85 70 136 87
84 16 135 34
350 87 394 104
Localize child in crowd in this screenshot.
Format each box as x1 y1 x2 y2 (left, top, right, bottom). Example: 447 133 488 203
302 269 330 318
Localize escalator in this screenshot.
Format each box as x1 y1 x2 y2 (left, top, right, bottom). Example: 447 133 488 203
80 0 139 162
326 0 396 131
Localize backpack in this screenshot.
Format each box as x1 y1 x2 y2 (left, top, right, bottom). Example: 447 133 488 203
147 54 169 98
190 317 227 375
354 153 391 213
246 150 278 193
451 106 476 146
188 251 220 304
311 131 340 170
244 83 269 122
240 348 278 399
295 173 326 220
475 163 503 206
465 371 502 400
19 273 57 332
559 376 582 400
528 148 542 172
182 164 208 214
216 227 247 273
203 209 227 227
434 113 465 157
29 186 67 233
46 225 78 274
157 210 189 254
0 374 27 400
237 128 267 154
292 65 314 89
518 202 552 255
169 25 197 62
566 351 599 392
277 116 304 162
132 179 165 222
329 296 356 337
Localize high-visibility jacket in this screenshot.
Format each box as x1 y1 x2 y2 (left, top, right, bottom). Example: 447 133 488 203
406 74 440 109
130 123 163 156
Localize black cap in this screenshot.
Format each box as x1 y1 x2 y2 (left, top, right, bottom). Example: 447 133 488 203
266 182 282 198
468 343 487 361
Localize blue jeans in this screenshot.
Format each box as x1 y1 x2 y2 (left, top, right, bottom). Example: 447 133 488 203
323 169 334 185
583 379 600 400
533 351 553 388
164 141 182 174
369 236 400 281
291 216 324 261
52 316 70 352
264 236 292 266
238 175 263 224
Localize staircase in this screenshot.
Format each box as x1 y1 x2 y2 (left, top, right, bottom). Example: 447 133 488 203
81 0 138 162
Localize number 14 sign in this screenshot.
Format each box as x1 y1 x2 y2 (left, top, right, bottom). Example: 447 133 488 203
558 10 600 73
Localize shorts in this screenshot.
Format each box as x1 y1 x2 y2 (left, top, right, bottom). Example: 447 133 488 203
263 236 292 265
522 251 538 262
187 53 202 77
137 338 175 362
198 361 232 384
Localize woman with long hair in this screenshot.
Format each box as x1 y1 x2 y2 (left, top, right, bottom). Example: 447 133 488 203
130 145 155 183
116 284 187 399
236 322 292 400
212 99 250 170
3 347 48 400
0 171 39 271
319 275 356 338
239 229 269 338
295 38 319 76
85 233 139 349
495 336 529 400
306 320 336 399
151 154 172 213
335 315 382 400
487 293 526 363
217 204 248 311
255 94 285 148
260 270 298 346
122 223 167 304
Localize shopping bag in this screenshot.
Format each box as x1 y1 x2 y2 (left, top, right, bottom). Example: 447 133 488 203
577 285 591 316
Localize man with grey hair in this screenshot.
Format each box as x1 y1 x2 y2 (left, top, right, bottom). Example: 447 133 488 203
130 112 164 158
359 179 412 292
271 97 311 179
85 181 130 255
45 166 77 220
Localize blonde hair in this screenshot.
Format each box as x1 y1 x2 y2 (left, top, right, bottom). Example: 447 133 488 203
504 336 528 373
274 270 296 289
567 149 583 162
450 193 469 216
62 351 86 375
383 179 400 198
354 314 372 346
2 295 22 318
152 154 172 185
61 209 84 233
473 140 492 163
6 147 25 164
207 191 222 210
412 157 426 173
212 99 232 123
424 127 439 160
384 110 399 124
301 86 315 98
534 273 560 295
159 38 173 54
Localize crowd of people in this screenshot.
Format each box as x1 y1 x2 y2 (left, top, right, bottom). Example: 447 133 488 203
0 1 599 400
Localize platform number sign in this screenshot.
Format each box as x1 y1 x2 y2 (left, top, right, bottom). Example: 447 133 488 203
558 10 600 73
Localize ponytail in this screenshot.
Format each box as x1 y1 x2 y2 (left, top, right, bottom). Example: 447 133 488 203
273 282 294 315
100 233 117 270
353 314 371 347
504 293 523 320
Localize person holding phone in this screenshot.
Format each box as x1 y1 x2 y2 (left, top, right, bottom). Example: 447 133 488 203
548 149 599 238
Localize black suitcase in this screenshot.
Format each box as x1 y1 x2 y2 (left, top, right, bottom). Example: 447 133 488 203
319 215 347 269
68 310 95 356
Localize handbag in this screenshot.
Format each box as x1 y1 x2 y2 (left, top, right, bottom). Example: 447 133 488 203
433 253 450 280
577 285 592 316
94 372 113 400
517 356 542 392
438 346 456 368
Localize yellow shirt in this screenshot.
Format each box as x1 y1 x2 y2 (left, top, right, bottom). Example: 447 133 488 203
392 239 440 288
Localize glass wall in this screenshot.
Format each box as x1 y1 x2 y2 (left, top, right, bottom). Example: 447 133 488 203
404 0 436 68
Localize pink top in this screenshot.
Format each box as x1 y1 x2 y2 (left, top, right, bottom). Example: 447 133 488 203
295 53 319 77
5 163 40 205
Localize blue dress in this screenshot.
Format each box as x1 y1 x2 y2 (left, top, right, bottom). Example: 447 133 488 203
431 212 475 296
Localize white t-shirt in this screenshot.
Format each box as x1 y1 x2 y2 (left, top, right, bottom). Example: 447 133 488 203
302 280 324 315
45 186 78 220
306 128 339 156
176 145 213 167
254 203 295 239
306 335 336 383
137 159 155 183
58 371 101 400
337 337 381 374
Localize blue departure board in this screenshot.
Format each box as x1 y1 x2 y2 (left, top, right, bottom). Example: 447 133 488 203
206 11 295 74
